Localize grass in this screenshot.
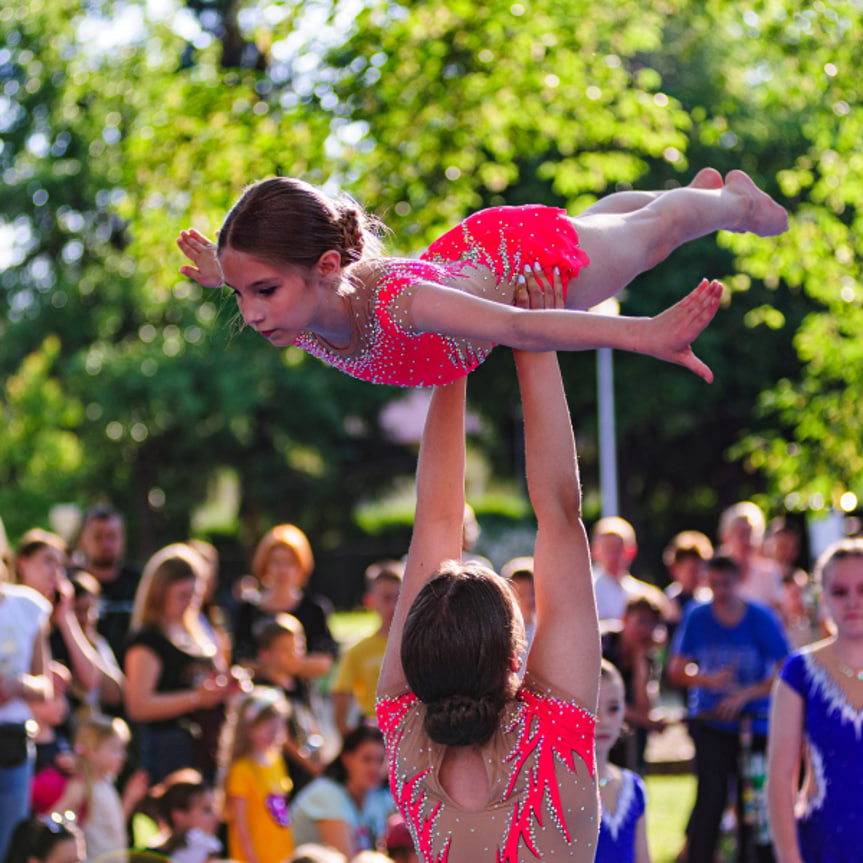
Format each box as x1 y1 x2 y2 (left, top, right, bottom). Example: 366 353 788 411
331 608 380 644
645 773 695 863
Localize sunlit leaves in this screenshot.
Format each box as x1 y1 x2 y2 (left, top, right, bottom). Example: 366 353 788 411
0 336 84 527
322 0 690 245
4 0 863 546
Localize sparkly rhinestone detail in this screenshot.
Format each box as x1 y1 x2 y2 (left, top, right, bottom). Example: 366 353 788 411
377 677 598 862
295 257 487 388
294 206 589 388
424 204 589 290
498 689 597 861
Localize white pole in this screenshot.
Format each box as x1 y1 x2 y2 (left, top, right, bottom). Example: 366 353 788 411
597 347 618 518
593 298 620 518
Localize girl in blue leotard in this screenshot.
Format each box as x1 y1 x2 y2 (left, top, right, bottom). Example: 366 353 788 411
595 660 651 863
768 538 863 863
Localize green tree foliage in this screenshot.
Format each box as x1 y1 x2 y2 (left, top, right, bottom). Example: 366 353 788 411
321 0 818 552
0 0 400 551
326 0 692 241
718 2 863 514
1 0 861 571
0 336 84 527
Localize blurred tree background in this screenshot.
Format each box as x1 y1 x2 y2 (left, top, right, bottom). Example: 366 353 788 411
1 0 861 598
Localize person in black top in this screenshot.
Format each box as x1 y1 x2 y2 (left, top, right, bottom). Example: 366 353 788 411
72 506 142 663
232 524 338 663
124 543 240 783
601 594 668 772
252 613 333 795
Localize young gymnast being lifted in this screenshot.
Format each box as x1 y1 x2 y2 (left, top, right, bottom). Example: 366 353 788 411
177 168 787 386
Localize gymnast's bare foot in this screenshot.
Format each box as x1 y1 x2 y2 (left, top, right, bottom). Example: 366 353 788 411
724 169 789 236
689 167 724 190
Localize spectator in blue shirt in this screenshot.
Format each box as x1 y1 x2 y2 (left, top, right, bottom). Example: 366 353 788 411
667 554 790 863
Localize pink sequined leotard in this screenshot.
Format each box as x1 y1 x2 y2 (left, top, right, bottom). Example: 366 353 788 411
293 206 589 387
376 671 598 863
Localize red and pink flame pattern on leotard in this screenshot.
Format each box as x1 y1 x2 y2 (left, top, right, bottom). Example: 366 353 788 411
377 682 596 863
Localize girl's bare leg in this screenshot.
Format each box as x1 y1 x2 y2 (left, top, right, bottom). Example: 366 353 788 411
578 168 723 217
565 169 788 310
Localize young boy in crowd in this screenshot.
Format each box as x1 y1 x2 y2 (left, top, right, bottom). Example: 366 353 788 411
254 614 331 793
591 517 668 624
501 556 536 651
331 560 403 737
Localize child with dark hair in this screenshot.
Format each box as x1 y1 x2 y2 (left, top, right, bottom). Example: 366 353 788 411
668 554 790 863
3 816 83 863
177 168 785 386
253 613 330 795
290 725 393 858
662 530 713 633
602 595 668 772
144 768 222 863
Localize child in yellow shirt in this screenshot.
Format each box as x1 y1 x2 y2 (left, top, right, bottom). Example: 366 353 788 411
331 561 403 736
221 688 295 863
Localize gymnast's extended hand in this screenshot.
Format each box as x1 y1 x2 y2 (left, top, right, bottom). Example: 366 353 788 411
640 278 723 383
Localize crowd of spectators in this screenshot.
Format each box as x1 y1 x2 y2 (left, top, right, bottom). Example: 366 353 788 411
586 502 834 863
0 496 850 863
0 509 415 863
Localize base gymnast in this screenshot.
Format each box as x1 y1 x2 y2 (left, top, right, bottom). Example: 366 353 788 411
369 265 716 860
177 168 786 386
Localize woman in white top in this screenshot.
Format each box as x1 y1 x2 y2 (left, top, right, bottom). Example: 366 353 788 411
0 548 54 862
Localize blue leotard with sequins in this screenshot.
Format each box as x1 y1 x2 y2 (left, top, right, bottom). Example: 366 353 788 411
595 769 646 863
779 649 863 863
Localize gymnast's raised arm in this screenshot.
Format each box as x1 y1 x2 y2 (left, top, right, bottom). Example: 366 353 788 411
376 376 467 697
514 273 600 709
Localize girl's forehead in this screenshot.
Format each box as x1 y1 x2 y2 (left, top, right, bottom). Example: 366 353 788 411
599 674 624 697
25 544 64 562
170 576 196 589
46 838 82 863
827 555 863 583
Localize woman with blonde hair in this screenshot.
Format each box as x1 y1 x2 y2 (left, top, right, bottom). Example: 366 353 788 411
124 543 240 782
233 525 337 664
